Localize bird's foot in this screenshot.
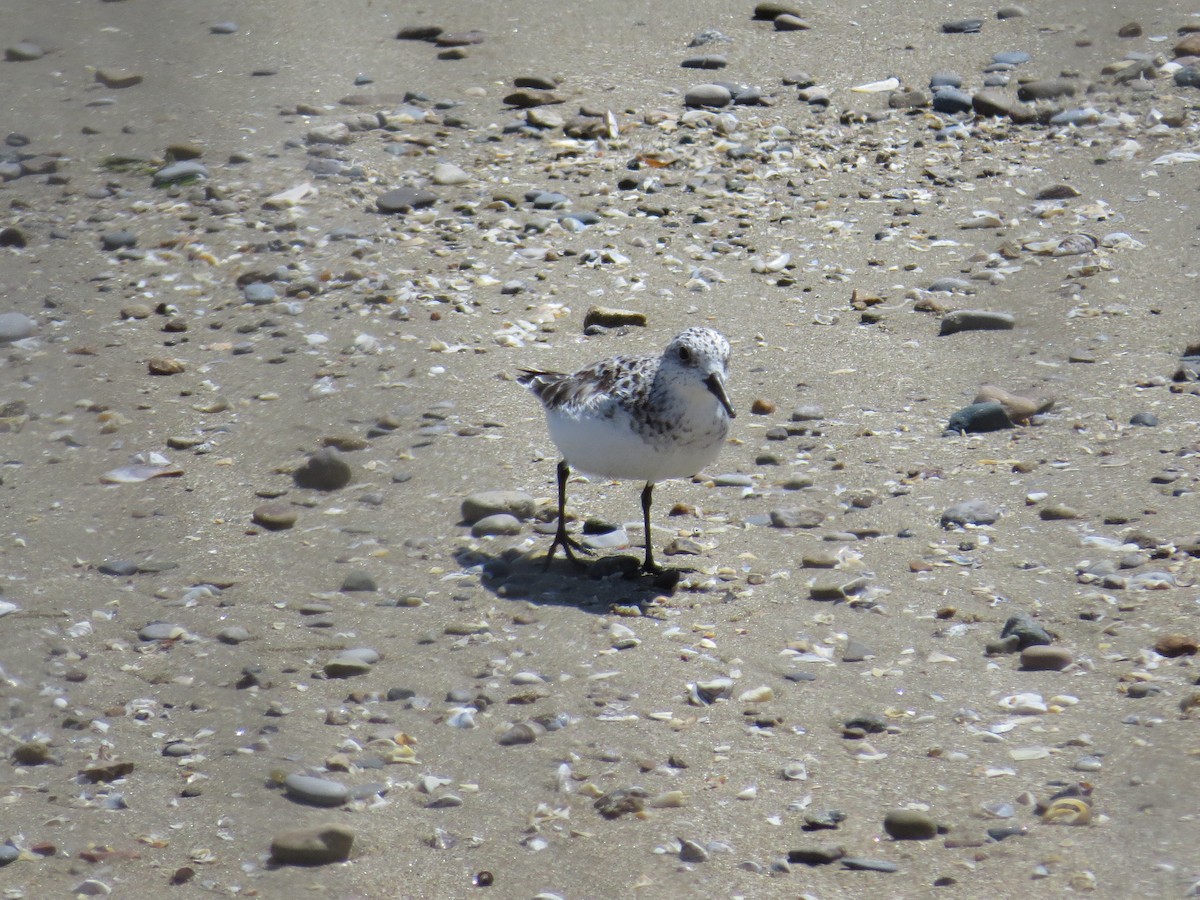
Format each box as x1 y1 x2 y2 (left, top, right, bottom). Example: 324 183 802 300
545 523 593 570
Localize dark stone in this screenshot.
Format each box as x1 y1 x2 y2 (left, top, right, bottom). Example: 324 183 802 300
945 402 1012 435
376 187 436 213
1001 612 1053 649
294 448 352 491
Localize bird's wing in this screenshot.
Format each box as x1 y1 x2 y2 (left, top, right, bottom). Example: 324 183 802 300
517 359 633 413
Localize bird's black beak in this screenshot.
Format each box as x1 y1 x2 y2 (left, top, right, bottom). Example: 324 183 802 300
705 373 736 418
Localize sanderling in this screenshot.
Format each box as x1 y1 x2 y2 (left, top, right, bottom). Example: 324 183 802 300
518 326 735 573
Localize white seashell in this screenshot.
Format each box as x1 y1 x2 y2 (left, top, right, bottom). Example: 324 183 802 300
851 76 900 93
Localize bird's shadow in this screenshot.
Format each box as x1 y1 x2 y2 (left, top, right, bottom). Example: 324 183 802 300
452 545 688 611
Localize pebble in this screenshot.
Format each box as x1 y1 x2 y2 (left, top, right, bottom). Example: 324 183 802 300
945 402 1012 435
1001 612 1052 649
0 843 19 865
340 571 377 592
770 508 824 528
377 187 437 213
284 774 349 807
431 162 470 185
787 844 845 865
843 857 900 873
294 448 352 491
152 161 208 186
217 626 253 645
883 809 938 840
139 622 185 641
5 42 44 61
242 282 277 305
472 513 522 537
210 21 238 35
461 491 535 523
685 84 732 108
940 309 1016 336
252 501 297 530
941 500 1000 527
583 306 647 329
1020 645 1074 671
682 55 727 70
1129 412 1158 427
270 824 354 865
0 312 36 343
95 68 143 89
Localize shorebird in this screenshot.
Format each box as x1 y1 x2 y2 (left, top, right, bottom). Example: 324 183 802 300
518 327 735 573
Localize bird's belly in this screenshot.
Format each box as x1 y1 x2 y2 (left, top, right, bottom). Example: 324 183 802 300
546 410 725 482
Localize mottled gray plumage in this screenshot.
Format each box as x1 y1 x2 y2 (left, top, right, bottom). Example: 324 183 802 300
518 327 735 573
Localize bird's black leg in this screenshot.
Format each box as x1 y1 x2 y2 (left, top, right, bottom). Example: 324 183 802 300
640 481 662 574
546 459 591 569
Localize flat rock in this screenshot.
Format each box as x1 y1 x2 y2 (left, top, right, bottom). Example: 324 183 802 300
941 500 1000 527
940 309 1015 335
1020 645 1073 671
95 68 143 89
377 186 437 213
583 306 647 329
252 502 297 530
684 84 732 108
883 809 938 840
945 402 1012 435
270 824 354 865
284 774 349 807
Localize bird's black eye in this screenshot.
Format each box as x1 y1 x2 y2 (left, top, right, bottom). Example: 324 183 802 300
678 345 691 363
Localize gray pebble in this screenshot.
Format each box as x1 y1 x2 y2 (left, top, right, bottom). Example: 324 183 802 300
941 500 1000 527
684 84 732 108
0 843 19 865
100 230 137 251
931 88 973 114
682 55 727 70
927 276 974 294
99 560 139 576
1001 612 1052 648
842 857 900 872
940 309 1015 335
1018 78 1076 101
0 312 36 343
1129 411 1158 427
270 824 354 865
1020 645 1073 671
770 508 825 529
945 402 1012 435
377 186 437 213
294 448 352 491
774 14 812 31
993 50 1031 65
787 844 846 865
679 839 709 862
1049 108 1100 126
152 161 208 186
461 490 535 523
930 72 963 88
943 18 983 33
217 626 253 645
139 622 185 641
210 21 238 35
284 777 350 811
5 42 44 62
883 809 937 840
431 162 469 185
472 513 523 537
340 571 377 592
